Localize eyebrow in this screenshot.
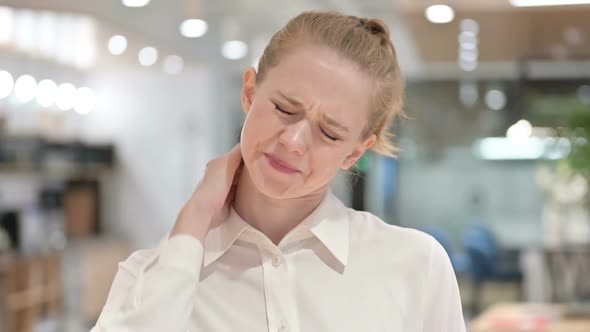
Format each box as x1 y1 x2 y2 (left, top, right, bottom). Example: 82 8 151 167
321 113 349 133
275 91 350 133
276 91 306 109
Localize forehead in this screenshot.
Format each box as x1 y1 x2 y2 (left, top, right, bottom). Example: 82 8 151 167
261 44 373 130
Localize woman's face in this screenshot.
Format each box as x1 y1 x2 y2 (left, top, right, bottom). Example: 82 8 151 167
240 43 376 199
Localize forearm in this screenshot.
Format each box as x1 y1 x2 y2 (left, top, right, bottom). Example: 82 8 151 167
92 236 204 332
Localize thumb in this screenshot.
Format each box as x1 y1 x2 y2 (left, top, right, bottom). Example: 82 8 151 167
226 143 243 175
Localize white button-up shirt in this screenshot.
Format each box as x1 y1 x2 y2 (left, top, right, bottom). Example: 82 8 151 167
92 192 465 332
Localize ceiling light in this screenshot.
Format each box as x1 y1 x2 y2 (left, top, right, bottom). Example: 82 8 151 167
180 19 208 38
474 137 571 160
122 0 151 8
425 5 455 24
460 19 479 34
459 59 477 71
56 83 76 111
459 31 477 46
138 46 158 66
507 120 533 140
460 49 478 62
163 55 184 74
222 40 248 60
485 89 507 110
14 74 37 103
108 35 127 55
36 79 58 107
460 42 478 51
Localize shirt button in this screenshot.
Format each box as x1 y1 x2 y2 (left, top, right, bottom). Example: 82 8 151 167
278 324 288 332
272 255 282 267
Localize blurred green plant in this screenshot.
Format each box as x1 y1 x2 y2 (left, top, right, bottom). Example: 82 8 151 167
352 151 372 173
526 89 590 177
567 107 590 178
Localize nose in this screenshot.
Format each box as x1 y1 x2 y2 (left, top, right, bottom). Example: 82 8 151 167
278 119 311 155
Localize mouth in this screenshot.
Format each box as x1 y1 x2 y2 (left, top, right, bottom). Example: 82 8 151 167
264 153 300 174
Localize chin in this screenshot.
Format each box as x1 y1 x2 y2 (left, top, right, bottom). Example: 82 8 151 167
248 157 304 199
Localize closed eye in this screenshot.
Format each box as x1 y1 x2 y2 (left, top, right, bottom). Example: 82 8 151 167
274 103 294 115
274 101 339 141
321 128 339 141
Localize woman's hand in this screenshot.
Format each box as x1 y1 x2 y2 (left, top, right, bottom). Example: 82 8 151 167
170 144 243 242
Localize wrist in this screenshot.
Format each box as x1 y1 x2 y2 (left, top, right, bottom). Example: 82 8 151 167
170 225 208 243
171 199 214 242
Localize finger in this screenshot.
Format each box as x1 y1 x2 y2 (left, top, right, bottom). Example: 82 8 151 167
225 188 234 203
228 185 237 201
225 144 243 186
226 143 242 172
232 163 243 186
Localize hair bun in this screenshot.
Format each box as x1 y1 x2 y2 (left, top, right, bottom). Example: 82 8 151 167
365 19 389 36
363 18 394 55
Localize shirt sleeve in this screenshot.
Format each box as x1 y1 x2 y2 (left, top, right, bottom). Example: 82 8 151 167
90 234 204 332
421 237 466 332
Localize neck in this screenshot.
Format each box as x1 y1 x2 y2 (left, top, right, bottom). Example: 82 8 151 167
233 166 327 245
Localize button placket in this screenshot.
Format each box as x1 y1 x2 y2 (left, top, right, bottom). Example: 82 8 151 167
272 254 282 267
258 244 296 332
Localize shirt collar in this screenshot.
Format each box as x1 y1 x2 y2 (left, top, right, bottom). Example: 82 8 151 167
302 191 349 266
202 207 250 267
202 191 350 268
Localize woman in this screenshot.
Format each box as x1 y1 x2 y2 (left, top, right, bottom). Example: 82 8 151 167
92 11 465 332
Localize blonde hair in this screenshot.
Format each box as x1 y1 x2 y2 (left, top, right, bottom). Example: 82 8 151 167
257 11 405 157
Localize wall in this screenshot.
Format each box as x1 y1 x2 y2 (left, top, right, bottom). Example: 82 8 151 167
396 149 545 248
83 66 215 249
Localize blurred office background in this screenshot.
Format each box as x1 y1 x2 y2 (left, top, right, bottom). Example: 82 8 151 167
1 0 590 331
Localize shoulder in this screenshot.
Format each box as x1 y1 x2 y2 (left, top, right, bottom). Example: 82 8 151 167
344 208 444 265
118 247 159 278
345 208 436 252
118 234 174 277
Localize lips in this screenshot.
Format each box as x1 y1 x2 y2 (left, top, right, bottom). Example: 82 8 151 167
264 153 300 173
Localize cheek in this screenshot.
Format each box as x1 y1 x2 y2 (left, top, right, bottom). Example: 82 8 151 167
244 106 281 138
241 107 279 156
309 149 347 177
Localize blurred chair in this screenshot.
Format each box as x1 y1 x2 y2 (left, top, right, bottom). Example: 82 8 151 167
463 224 523 315
421 226 470 274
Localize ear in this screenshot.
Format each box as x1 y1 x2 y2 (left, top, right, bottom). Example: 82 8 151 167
241 67 257 114
341 134 377 170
